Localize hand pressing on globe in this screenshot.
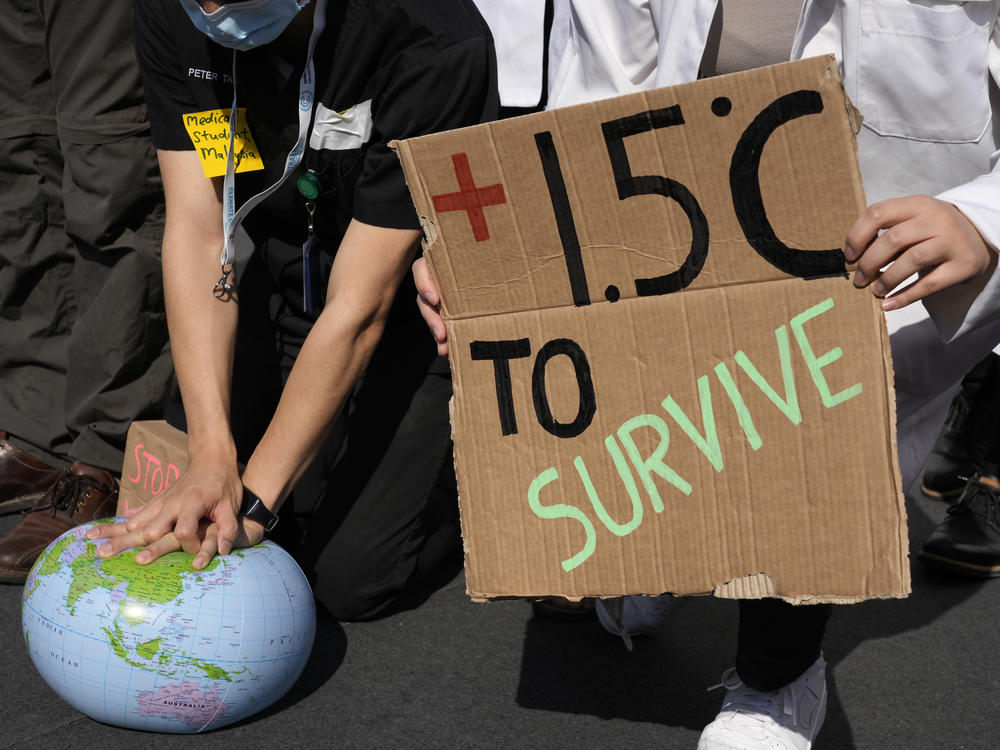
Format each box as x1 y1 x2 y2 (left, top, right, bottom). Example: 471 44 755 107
89 520 265 571
155 516 267 570
87 447 245 570
846 195 995 310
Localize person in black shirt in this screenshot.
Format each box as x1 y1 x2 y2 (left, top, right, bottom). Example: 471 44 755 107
91 0 498 621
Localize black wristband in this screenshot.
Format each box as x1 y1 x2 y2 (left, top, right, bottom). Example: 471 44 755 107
239 486 279 532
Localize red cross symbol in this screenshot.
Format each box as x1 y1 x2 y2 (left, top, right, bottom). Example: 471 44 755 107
431 152 506 242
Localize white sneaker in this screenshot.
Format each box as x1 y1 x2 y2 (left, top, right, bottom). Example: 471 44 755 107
594 594 676 638
698 656 827 750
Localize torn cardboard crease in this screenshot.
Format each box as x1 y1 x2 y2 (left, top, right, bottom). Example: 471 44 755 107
394 56 908 604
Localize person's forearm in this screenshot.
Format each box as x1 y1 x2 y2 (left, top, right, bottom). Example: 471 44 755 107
163 230 239 458
240 221 421 509
157 152 239 461
89 151 247 565
239 289 389 508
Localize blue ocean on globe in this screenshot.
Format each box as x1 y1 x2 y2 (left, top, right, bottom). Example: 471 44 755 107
21 519 316 733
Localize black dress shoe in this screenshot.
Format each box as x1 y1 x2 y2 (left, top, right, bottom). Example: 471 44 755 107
920 475 1000 578
921 354 1000 499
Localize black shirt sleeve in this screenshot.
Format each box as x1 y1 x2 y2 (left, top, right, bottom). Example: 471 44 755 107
134 0 232 151
353 36 500 229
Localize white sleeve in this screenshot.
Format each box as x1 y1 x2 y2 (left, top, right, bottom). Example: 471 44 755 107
547 0 659 108
546 0 717 109
649 0 718 89
470 0 546 108
924 20 1000 342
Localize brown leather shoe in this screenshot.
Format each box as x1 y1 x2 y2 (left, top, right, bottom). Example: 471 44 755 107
0 432 64 515
0 462 117 583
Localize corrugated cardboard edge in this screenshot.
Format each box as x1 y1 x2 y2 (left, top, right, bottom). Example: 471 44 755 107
393 137 473 598
827 58 911 601
447 395 475 599
467 588 908 607
711 573 907 604
878 297 911 598
389 139 444 309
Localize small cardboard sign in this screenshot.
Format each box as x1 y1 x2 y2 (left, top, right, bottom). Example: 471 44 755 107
117 421 190 516
182 108 265 178
394 57 908 603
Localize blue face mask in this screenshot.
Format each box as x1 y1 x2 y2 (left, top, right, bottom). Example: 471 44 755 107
179 0 310 51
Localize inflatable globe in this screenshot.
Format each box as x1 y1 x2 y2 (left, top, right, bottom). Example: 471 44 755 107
21 519 315 733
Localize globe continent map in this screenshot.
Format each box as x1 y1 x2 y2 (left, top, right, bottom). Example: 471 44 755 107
22 519 315 733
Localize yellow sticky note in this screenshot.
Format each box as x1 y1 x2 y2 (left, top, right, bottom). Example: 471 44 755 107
182 108 265 178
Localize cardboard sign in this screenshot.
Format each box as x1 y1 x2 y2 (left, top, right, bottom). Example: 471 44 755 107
394 57 908 603
182 108 265 178
117 421 190 516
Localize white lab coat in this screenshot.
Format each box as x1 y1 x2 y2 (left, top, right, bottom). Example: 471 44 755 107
470 0 548 108
544 0 1000 488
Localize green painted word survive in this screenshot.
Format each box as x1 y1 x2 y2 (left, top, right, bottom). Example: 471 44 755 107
528 296 862 572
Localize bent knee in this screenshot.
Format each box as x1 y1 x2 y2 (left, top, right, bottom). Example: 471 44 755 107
312 562 404 622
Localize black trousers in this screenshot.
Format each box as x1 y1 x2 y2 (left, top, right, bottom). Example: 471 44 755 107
737 599 831 691
0 1 171 472
169 248 462 622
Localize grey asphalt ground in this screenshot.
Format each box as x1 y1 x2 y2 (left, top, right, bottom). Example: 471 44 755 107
3 478 998 749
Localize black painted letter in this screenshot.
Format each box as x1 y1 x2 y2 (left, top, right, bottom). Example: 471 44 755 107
602 106 710 296
531 339 597 438
730 90 846 278
535 131 591 306
471 339 531 436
